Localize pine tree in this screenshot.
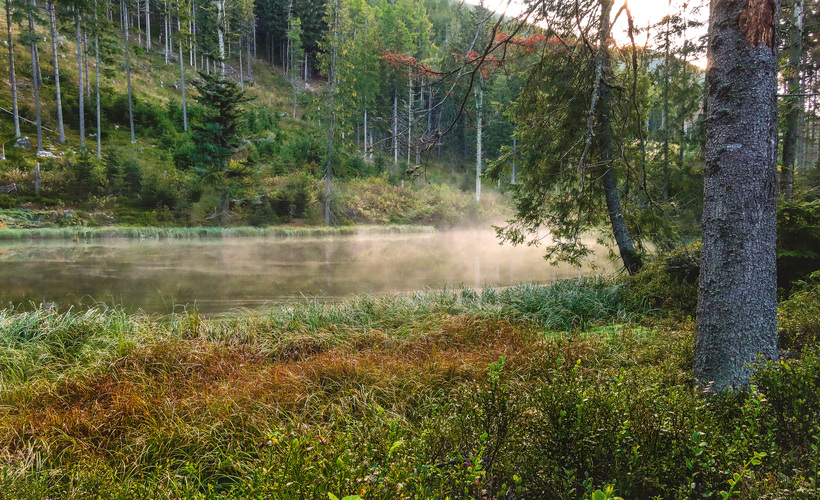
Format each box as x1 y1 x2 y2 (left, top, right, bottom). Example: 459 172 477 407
191 72 252 221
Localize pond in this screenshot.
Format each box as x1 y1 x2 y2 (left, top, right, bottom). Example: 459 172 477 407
0 229 616 315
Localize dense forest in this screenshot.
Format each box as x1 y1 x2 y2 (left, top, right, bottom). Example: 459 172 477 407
0 0 818 239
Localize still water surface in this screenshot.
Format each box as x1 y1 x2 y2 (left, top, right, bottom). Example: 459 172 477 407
0 229 615 314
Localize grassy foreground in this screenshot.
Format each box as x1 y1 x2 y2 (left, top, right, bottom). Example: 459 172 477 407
0 278 819 499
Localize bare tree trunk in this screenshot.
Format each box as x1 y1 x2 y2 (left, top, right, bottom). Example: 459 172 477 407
122 0 136 143
661 5 671 199
393 91 398 164
76 9 86 148
216 0 225 77
164 0 169 64
780 0 802 199
407 73 412 168
27 2 42 151
246 28 251 79
324 0 339 224
511 135 517 184
475 76 483 202
696 0 780 392
178 21 187 131
5 0 20 138
145 0 150 49
48 0 65 143
238 38 244 89
95 0 101 158
136 0 141 47
596 0 641 274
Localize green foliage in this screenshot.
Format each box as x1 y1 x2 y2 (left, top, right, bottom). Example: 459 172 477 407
1 281 820 497
755 352 820 460
625 243 700 319
497 278 637 331
778 273 820 351
778 199 820 290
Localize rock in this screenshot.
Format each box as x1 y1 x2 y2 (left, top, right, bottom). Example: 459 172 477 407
36 150 57 158
14 136 32 149
0 183 17 194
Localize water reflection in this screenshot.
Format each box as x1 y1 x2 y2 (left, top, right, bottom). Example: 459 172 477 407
0 229 616 314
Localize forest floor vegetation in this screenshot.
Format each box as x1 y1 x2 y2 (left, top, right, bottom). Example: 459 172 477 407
1 271 819 499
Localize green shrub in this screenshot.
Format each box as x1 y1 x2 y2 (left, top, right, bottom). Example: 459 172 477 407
755 351 820 458
778 273 820 352
778 199 820 291
624 243 700 319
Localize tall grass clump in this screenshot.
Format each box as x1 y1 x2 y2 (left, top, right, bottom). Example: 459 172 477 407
496 277 641 331
0 308 148 384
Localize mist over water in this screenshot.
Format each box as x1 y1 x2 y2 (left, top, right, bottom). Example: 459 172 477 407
0 229 616 314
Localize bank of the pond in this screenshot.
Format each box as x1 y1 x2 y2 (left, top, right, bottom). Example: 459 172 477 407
0 224 436 241
0 277 818 499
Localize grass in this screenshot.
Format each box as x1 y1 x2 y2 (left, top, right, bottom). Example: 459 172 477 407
0 278 818 498
0 224 435 240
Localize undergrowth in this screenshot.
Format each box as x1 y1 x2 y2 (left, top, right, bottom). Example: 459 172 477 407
0 278 817 499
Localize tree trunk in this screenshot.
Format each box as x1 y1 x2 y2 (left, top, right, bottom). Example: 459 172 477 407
695 0 780 392
780 0 802 199
324 0 339 225
122 0 136 143
475 76 483 202
5 0 20 137
145 0 150 50
164 0 169 64
393 91 398 164
216 0 225 77
95 0 101 158
179 36 188 131
84 32 90 96
238 38 244 89
662 6 671 199
136 0 141 47
246 27 252 79
597 0 642 274
76 10 86 148
28 3 42 151
511 135 516 184
48 0 65 143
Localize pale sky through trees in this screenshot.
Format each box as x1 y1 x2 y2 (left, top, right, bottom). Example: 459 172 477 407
474 0 709 68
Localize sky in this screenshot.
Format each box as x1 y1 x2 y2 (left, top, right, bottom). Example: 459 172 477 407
478 0 710 67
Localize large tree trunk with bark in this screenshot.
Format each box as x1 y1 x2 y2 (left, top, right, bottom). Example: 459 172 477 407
695 0 780 392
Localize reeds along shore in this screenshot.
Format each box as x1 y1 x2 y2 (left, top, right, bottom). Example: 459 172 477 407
0 224 436 241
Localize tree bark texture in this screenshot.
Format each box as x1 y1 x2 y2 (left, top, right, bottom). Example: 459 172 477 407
695 0 780 392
